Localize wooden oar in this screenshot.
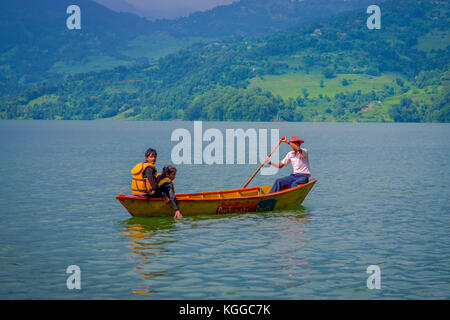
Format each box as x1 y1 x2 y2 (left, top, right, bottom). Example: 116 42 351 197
243 136 286 188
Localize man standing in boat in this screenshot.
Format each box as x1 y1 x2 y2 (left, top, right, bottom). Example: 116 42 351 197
264 136 310 193
131 148 183 218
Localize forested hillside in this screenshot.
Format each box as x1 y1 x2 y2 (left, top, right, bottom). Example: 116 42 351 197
167 0 377 38
0 0 373 99
0 0 156 97
1 0 449 122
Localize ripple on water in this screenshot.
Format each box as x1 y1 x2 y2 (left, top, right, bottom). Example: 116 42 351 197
0 121 449 299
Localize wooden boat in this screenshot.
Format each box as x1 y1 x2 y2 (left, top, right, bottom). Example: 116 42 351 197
116 178 316 217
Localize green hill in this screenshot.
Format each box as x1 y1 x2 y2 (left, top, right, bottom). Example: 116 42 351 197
166 0 378 38
0 0 376 99
0 0 156 97
1 0 449 122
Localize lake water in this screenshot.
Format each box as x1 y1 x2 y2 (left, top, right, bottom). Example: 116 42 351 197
0 120 449 299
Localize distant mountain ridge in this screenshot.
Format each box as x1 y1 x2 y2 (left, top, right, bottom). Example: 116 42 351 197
0 0 382 98
2 0 448 122
92 0 144 17
165 0 381 38
0 0 154 96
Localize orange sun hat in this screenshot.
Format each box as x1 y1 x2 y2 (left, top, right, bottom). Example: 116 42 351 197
290 136 304 144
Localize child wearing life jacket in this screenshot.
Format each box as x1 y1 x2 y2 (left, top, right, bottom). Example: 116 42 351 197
155 166 182 218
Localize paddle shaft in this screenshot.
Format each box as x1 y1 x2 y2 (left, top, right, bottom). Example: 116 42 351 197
243 138 284 188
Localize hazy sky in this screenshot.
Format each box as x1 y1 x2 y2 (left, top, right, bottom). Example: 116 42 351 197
94 0 239 19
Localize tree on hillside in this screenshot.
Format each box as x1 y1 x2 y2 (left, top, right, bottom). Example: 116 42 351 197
388 97 421 122
322 68 335 79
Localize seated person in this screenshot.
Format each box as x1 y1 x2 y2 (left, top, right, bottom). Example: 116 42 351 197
264 136 311 193
131 148 158 196
154 166 182 219
131 148 182 218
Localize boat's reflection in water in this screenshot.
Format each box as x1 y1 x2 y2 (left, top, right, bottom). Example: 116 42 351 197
120 206 312 295
120 217 176 294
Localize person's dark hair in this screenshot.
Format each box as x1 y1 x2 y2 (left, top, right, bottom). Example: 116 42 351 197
157 166 177 183
165 166 176 174
145 148 157 158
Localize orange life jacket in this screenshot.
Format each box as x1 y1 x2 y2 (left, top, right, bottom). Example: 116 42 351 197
157 177 175 193
131 162 158 196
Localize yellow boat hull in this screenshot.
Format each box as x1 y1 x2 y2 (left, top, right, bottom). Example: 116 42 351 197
116 178 316 217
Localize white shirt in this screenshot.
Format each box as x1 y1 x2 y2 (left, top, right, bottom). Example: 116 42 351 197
280 148 311 176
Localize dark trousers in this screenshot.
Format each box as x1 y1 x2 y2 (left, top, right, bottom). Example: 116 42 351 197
269 174 309 193
149 183 179 211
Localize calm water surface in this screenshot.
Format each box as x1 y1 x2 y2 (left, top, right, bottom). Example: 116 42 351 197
0 120 449 299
